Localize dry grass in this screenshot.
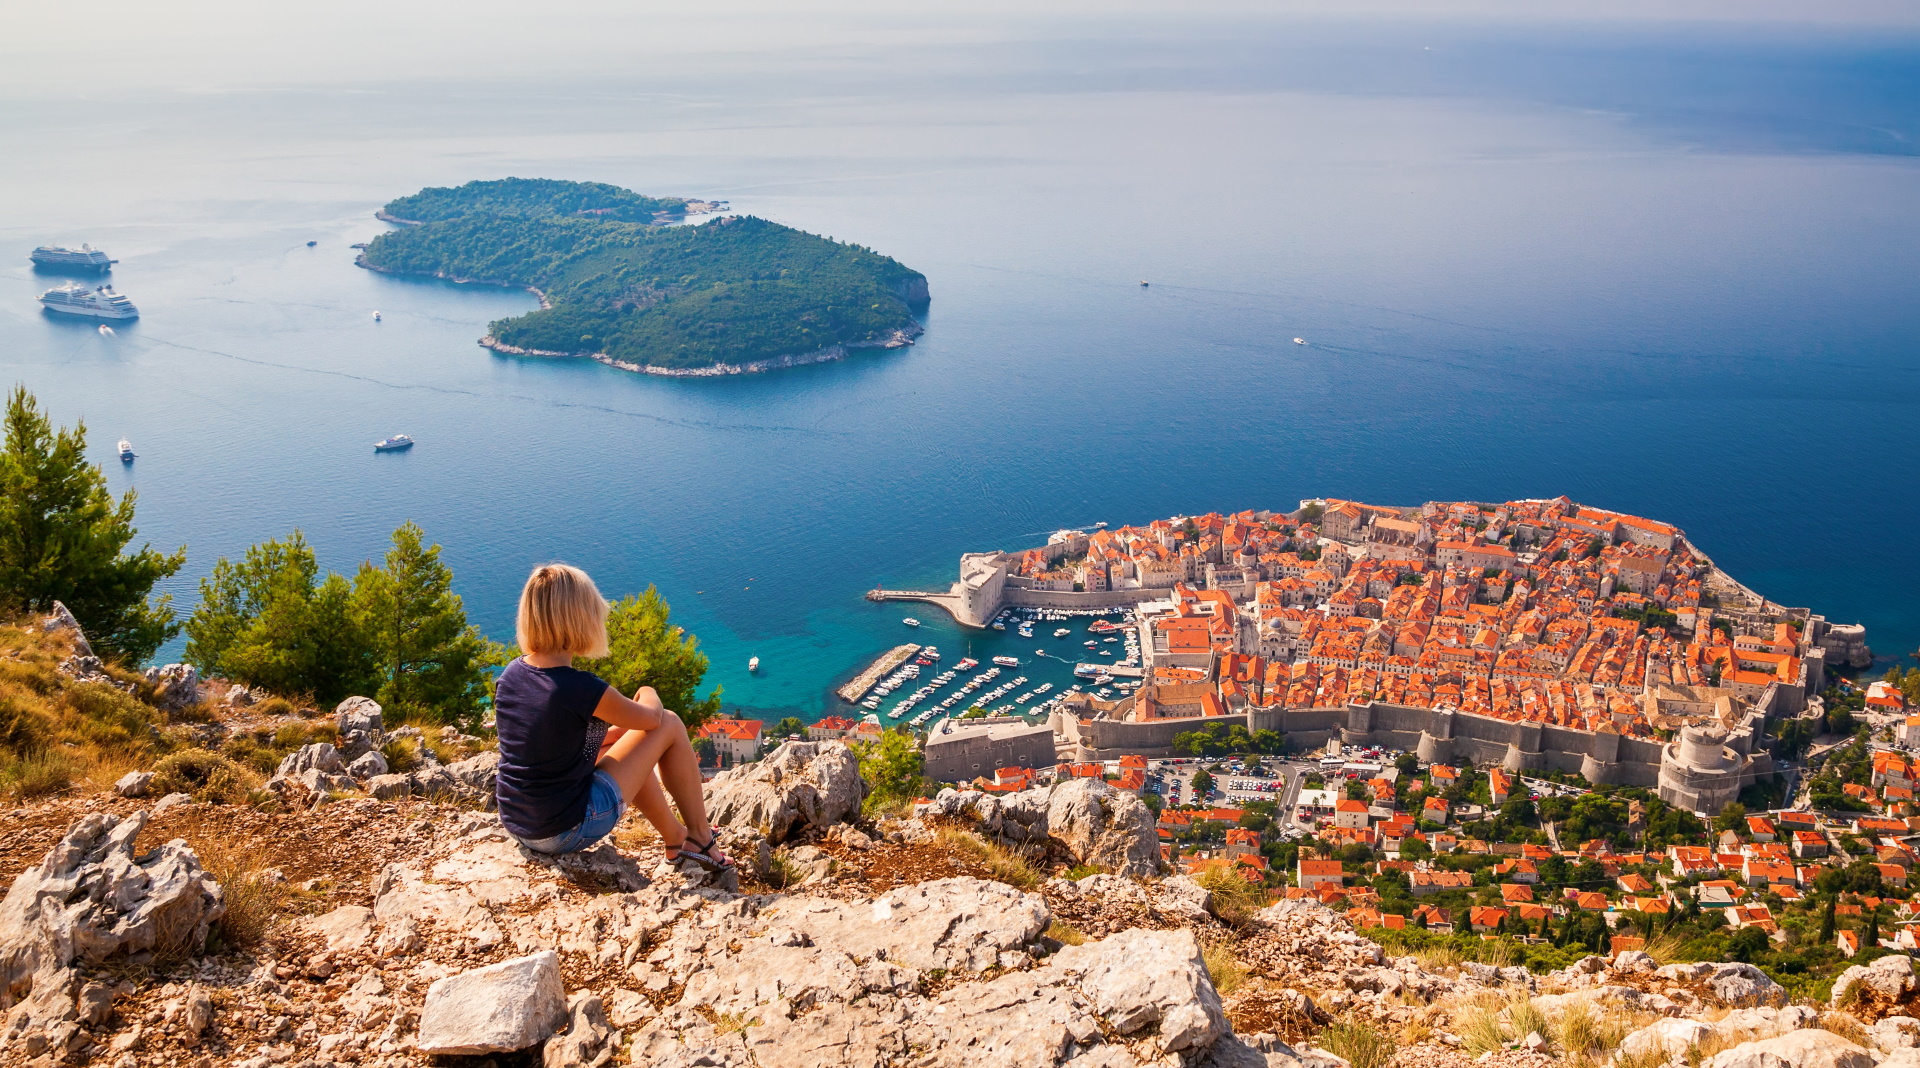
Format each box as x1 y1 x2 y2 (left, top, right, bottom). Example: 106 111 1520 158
1414 943 1464 973
1554 1001 1603 1057
151 749 262 805
1508 995 1550 1045
1193 864 1267 925
1476 937 1521 969
1202 939 1249 995
933 826 1042 890
191 836 292 947
1641 931 1685 965
1047 920 1087 946
712 1011 754 1035
222 721 337 776
1819 1012 1870 1046
0 622 173 797
1317 1015 1394 1068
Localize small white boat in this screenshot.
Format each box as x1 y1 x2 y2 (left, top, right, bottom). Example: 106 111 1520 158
374 434 414 452
97 324 114 336
992 656 1020 667
117 438 134 462
1139 280 1149 287
748 656 760 673
372 310 382 321
1053 628 1071 638
1293 337 1306 345
902 618 921 627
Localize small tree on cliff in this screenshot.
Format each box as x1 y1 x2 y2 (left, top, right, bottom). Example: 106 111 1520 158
351 522 497 725
0 386 184 663
856 728 923 815
185 531 379 702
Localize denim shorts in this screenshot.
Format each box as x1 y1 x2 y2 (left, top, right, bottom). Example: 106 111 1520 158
516 769 626 855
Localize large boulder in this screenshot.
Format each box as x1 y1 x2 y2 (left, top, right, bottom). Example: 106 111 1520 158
1620 1018 1717 1062
448 751 501 810
1704 1030 1877 1068
335 696 384 737
704 741 866 843
1045 778 1161 878
1705 962 1787 1008
0 811 225 1047
416 949 567 1055
1053 927 1226 1051
1834 954 1917 1008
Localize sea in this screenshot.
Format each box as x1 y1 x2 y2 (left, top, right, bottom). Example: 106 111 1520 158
3 11 1918 723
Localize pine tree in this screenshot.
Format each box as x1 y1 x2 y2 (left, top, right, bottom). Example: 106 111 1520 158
0 386 183 662
351 522 497 725
1819 893 1837 943
1866 905 1882 950
186 532 379 702
579 586 722 728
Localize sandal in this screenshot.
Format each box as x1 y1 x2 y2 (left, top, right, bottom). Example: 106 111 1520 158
671 830 736 872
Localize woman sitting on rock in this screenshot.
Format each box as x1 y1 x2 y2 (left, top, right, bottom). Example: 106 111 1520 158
493 563 732 871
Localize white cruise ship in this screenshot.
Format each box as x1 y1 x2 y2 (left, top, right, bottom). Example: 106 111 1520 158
39 283 138 320
31 244 114 271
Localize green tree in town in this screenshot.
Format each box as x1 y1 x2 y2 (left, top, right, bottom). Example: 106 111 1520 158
1191 768 1214 796
580 585 722 728
772 716 806 739
185 531 377 702
0 386 184 662
351 522 497 725
1818 893 1837 943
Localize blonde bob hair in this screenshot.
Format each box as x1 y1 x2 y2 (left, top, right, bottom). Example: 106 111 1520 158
517 564 610 658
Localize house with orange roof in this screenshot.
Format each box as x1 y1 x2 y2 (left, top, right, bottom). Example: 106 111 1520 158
1878 863 1909 888
1838 929 1861 957
1298 858 1345 891
1742 859 1798 888
1617 873 1654 894
1499 883 1534 905
1409 870 1473 896
1573 891 1609 911
1746 815 1776 842
1335 799 1371 830
1469 906 1510 932
807 715 859 740
1494 857 1539 883
1671 846 1719 878
1792 831 1828 859
697 718 765 765
1422 796 1452 825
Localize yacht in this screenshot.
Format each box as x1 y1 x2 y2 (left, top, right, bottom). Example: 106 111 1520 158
955 658 978 670
373 434 414 452
1053 628 1071 638
117 439 134 462
38 283 138 320
31 244 114 272
372 311 382 321
992 656 1020 668
902 617 921 628
748 656 760 673
97 325 114 336
1293 338 1306 345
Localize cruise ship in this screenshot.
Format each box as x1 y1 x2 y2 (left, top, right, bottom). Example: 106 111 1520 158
30 245 114 272
38 283 138 320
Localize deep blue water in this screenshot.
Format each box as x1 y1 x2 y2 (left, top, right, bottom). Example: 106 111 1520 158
2 16 1917 720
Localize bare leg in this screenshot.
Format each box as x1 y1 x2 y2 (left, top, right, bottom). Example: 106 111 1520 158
596 713 729 864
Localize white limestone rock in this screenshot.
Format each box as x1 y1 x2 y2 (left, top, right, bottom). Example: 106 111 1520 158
141 663 201 712
764 877 1048 973
335 695 384 737
0 812 224 1046
1052 927 1226 1051
704 740 866 844
347 750 389 780
542 992 616 1068
42 601 92 656
1045 777 1162 878
415 949 567 1055
305 904 376 953
112 771 154 798
1703 1029 1877 1068
1620 1017 1717 1062
1833 954 1916 1007
151 792 193 814
1708 962 1787 1008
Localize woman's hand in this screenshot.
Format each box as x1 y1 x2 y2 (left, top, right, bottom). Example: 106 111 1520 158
593 684 673 732
631 685 664 715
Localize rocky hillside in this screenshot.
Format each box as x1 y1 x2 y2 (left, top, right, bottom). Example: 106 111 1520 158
5 608 1920 1068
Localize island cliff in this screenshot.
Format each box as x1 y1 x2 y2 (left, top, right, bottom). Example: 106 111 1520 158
356 178 929 376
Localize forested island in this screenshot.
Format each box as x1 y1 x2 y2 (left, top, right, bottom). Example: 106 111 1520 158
358 178 930 375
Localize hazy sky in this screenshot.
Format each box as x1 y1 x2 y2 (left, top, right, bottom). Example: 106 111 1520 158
7 0 1918 91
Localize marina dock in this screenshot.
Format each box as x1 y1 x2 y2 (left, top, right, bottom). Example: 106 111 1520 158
837 643 921 704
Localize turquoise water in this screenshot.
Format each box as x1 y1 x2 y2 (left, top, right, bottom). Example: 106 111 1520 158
2 16 1918 721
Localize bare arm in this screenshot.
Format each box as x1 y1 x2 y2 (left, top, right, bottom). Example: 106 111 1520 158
592 684 673 733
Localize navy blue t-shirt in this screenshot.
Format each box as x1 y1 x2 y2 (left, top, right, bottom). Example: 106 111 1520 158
493 658 613 840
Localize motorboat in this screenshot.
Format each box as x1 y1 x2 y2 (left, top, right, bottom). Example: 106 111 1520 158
117 438 134 462
374 434 414 452
902 618 921 627
992 656 1020 667
372 311 382 321
748 656 760 673
1293 338 1306 345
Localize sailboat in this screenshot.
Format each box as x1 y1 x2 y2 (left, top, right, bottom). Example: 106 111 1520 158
748 656 760 673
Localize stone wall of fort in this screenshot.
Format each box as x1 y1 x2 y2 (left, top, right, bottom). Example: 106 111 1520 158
1051 697 1767 814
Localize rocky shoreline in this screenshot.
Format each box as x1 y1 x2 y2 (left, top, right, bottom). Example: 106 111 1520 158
352 255 552 309
480 321 923 377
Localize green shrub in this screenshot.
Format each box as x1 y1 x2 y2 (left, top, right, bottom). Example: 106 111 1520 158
151 749 257 805
0 747 78 798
